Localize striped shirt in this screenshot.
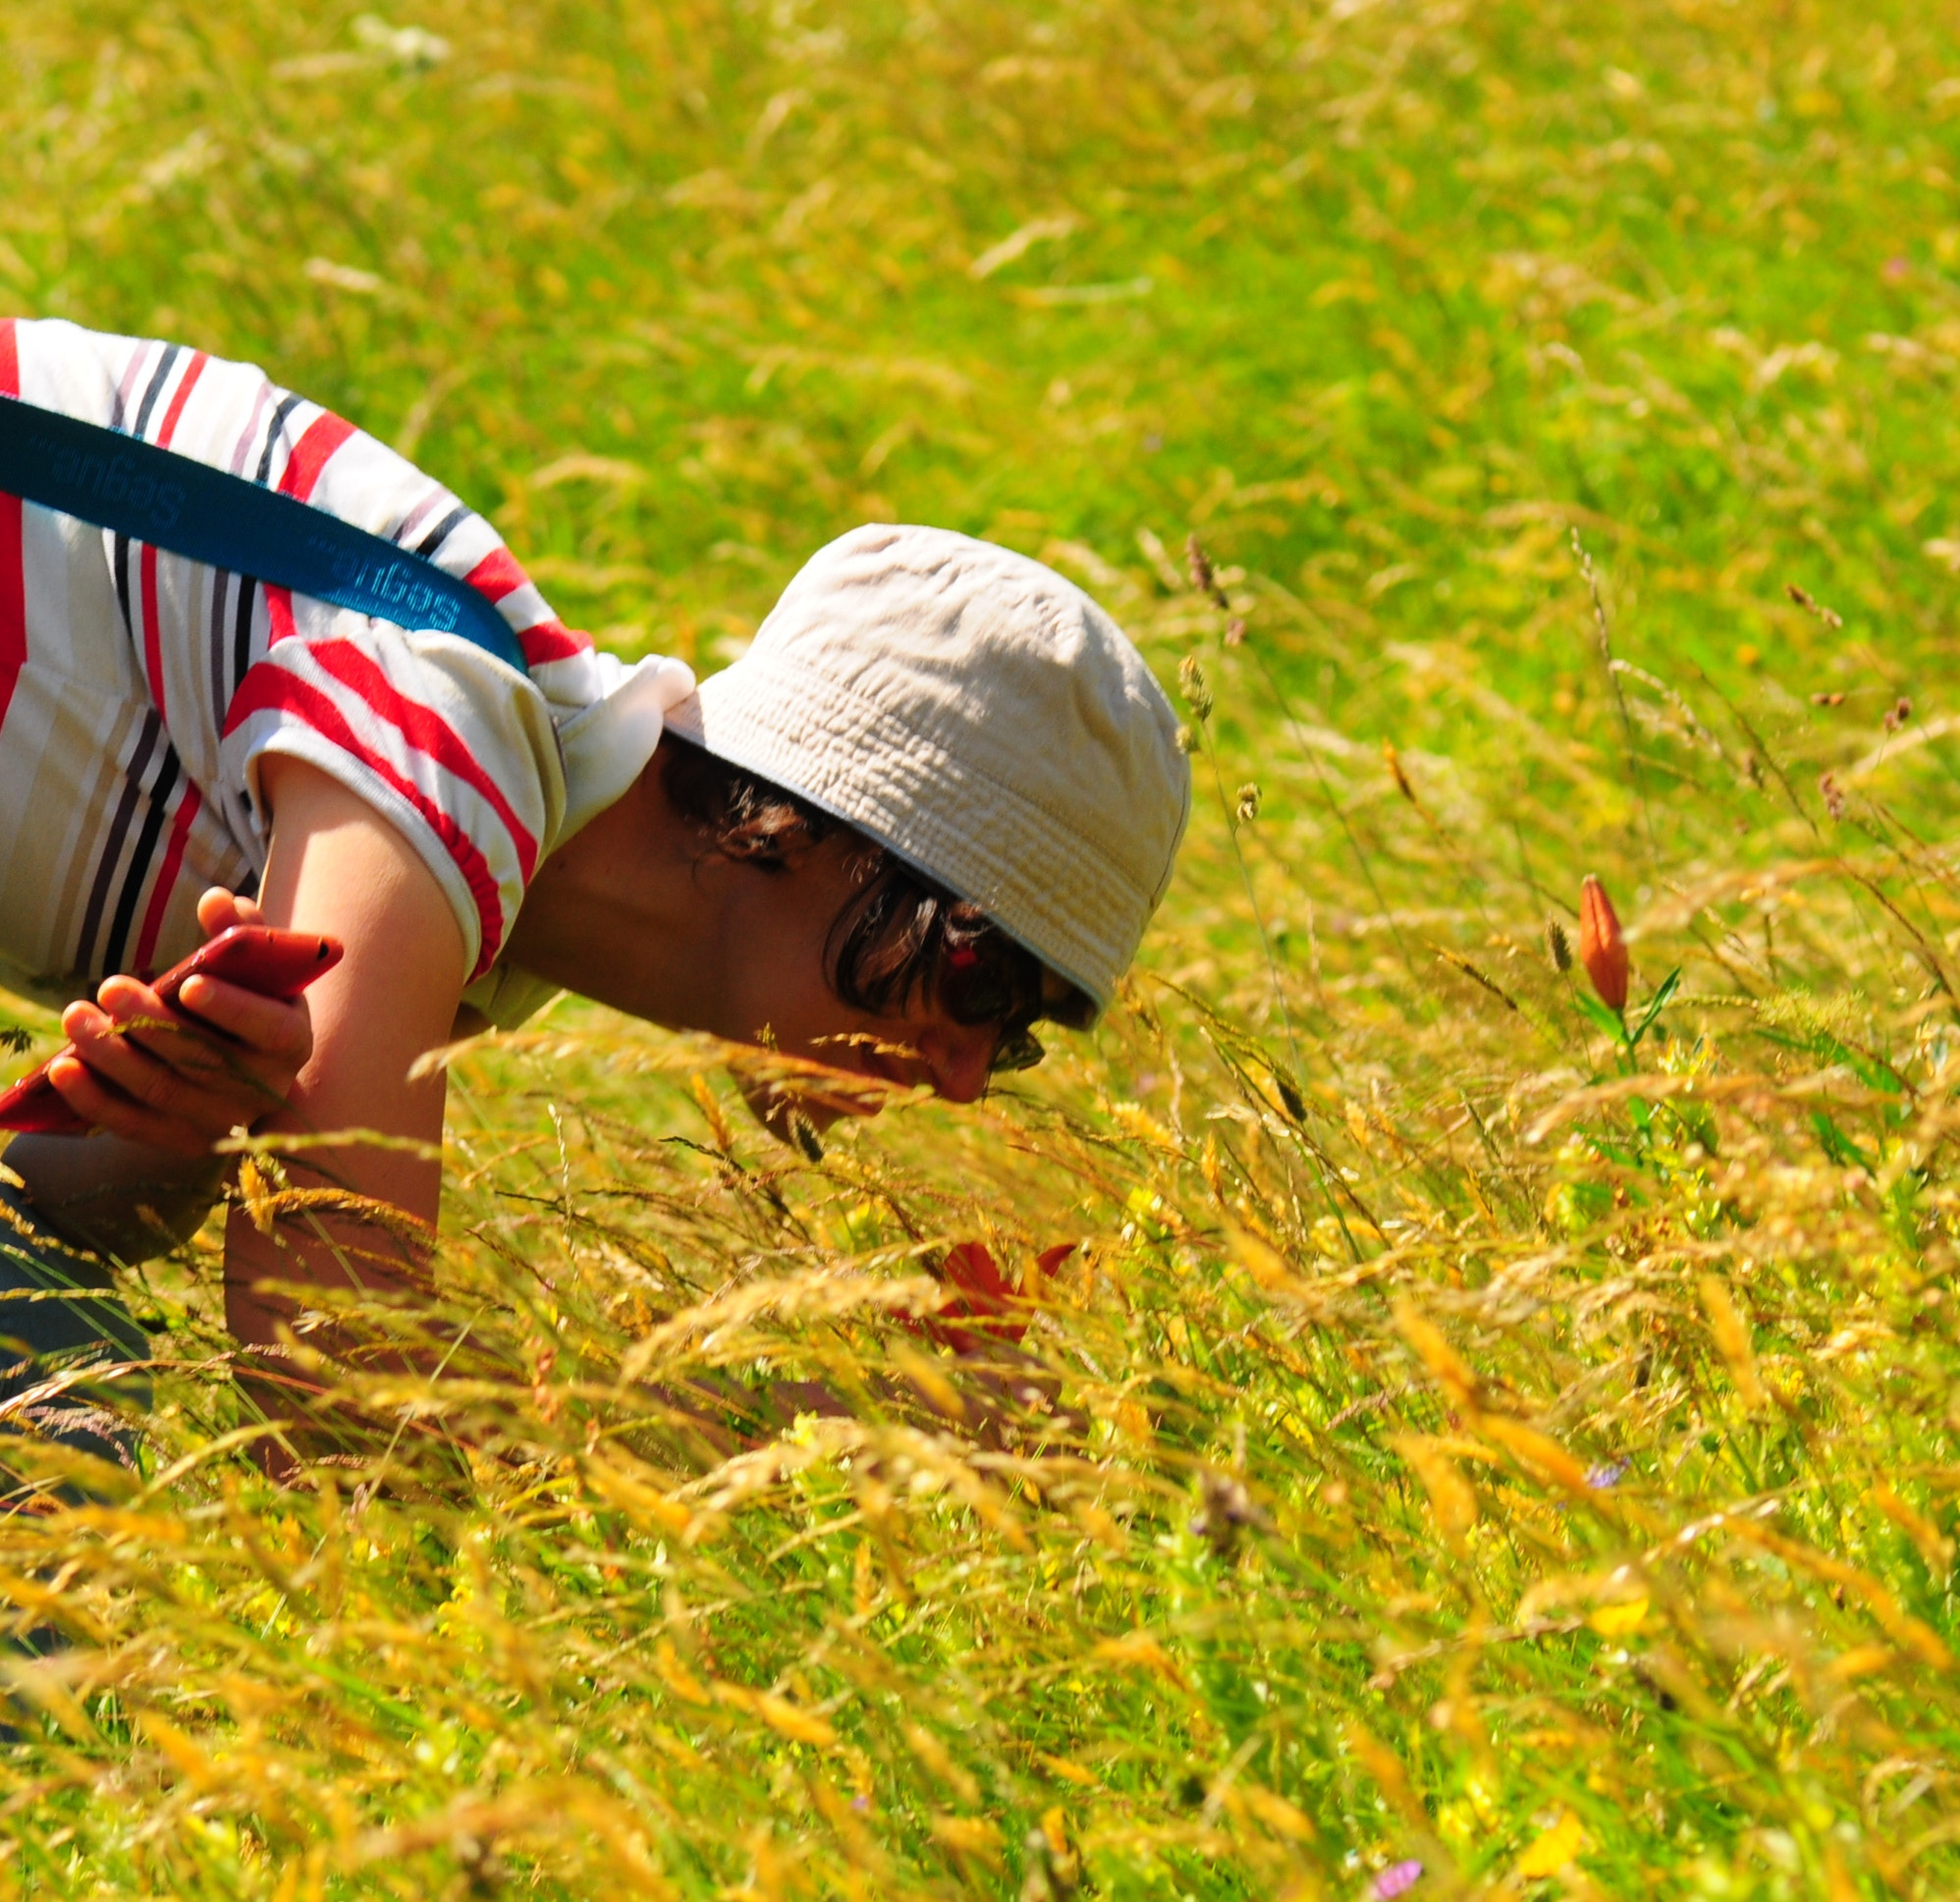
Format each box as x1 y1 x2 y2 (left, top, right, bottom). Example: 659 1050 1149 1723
0 318 693 1022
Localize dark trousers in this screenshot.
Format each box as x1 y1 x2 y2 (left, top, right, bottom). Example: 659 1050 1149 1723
0 1184 150 1485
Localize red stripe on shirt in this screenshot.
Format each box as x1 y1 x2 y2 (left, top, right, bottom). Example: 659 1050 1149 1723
134 781 203 975
306 637 538 877
155 349 207 449
519 619 595 666
140 539 166 718
224 665 507 975
462 547 529 604
0 319 22 733
138 351 211 718
462 549 594 665
277 411 357 503
265 584 299 645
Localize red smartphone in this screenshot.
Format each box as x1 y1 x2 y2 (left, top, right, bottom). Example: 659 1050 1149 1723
0 926 344 1136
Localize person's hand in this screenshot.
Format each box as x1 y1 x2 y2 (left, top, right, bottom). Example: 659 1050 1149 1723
46 888 317 1155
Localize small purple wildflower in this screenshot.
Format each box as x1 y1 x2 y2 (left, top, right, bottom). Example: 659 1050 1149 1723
851 1793 870 1814
1585 1458 1630 1491
1375 1859 1424 1899
1884 256 1910 282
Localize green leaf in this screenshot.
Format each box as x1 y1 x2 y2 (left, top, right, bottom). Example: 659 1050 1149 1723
1809 1110 1877 1172
1629 968 1682 1048
1575 992 1628 1042
1809 1030 1903 1097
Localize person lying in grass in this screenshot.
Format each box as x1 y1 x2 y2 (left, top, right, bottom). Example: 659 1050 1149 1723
0 317 1190 1450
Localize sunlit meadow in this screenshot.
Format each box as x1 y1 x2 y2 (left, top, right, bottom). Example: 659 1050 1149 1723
2 0 1960 1894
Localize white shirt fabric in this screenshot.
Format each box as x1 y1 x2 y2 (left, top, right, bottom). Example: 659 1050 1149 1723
0 317 693 1023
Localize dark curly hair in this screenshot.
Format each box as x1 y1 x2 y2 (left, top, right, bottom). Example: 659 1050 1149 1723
658 735 1092 1067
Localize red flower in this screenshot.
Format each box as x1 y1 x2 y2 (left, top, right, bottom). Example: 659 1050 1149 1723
1578 875 1629 1013
925 1241 1076 1355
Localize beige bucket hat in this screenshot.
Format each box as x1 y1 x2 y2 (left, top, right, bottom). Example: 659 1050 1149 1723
663 524 1190 1012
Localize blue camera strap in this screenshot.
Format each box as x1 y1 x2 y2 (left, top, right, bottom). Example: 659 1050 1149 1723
0 391 528 675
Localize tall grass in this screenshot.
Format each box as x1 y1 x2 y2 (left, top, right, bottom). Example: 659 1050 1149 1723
3 0 1960 1894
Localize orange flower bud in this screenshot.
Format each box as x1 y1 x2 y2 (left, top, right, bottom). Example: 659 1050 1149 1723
1578 875 1629 1013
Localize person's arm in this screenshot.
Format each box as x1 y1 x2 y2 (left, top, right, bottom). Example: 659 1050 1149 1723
222 755 466 1352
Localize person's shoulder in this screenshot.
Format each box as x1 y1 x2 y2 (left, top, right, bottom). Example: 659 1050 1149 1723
8 314 144 361
5 315 145 412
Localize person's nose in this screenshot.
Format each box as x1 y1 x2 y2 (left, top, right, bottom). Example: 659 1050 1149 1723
917 1019 995 1103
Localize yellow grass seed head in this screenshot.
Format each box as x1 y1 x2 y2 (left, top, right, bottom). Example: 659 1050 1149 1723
1177 654 1213 722
1699 1275 1767 1411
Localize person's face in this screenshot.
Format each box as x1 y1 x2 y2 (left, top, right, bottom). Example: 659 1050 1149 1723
711 833 1007 1131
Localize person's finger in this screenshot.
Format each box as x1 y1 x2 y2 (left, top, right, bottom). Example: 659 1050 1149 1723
91 976 233 1079
44 1052 214 1155
194 886 265 936
66 997 206 1097
95 973 310 1077
69 979 303 1144
58 1019 282 1139
175 976 314 1064
60 997 112 1044
94 973 176 1025
66 992 282 1123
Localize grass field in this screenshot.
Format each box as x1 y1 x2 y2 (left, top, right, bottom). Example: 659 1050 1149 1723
4 0 1960 1894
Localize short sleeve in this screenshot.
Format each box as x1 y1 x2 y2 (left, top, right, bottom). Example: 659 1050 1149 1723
219 615 566 982
218 608 696 987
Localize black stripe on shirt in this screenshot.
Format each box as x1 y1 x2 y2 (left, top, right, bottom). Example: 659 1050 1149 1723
113 533 134 642
413 504 471 559
207 565 232 727
100 745 182 978
74 711 162 977
107 343 150 432
253 392 306 486
215 392 307 703
231 572 259 706
131 343 183 444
